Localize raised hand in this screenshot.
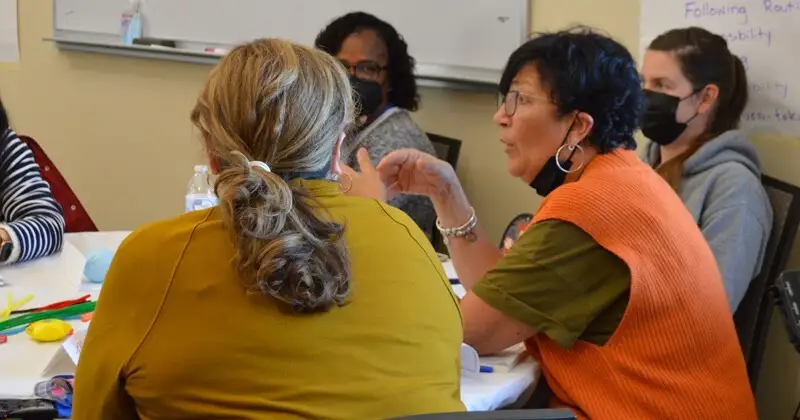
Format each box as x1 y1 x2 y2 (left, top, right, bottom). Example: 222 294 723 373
376 149 457 201
340 148 387 202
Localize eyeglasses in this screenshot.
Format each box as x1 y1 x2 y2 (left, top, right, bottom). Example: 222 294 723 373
339 60 388 80
497 90 552 117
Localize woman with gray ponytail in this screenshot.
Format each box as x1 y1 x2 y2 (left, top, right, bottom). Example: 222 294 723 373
73 38 464 419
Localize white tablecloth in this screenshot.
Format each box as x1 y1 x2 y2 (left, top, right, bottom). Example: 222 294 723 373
0 232 538 411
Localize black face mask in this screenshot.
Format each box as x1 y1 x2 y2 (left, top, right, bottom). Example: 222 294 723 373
349 75 383 118
529 120 578 197
641 89 700 146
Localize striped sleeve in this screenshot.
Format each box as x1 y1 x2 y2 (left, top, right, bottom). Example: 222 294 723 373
0 129 65 263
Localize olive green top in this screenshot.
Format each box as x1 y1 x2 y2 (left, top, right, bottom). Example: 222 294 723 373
473 220 630 347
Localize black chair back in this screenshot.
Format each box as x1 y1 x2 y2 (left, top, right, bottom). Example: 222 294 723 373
391 409 576 420
427 132 462 170
734 175 800 390
426 133 463 252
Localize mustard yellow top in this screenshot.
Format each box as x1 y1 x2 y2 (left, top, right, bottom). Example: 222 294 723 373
72 180 464 420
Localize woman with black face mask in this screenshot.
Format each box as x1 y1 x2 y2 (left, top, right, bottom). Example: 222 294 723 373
640 27 772 313
315 12 436 239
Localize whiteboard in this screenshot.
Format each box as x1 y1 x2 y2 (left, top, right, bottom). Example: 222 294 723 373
53 0 529 84
641 0 800 136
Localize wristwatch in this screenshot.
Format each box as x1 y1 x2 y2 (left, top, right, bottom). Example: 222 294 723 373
0 228 13 263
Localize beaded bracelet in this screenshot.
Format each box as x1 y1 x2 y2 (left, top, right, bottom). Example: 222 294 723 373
435 207 478 245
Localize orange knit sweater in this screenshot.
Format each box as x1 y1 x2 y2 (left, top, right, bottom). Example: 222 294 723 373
528 149 756 419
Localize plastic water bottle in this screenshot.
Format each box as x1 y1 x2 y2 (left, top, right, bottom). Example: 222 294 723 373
185 165 217 213
120 0 143 45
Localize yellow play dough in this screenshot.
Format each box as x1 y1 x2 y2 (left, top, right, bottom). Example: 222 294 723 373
25 319 73 342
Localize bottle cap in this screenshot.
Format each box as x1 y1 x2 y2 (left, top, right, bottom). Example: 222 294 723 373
194 165 208 172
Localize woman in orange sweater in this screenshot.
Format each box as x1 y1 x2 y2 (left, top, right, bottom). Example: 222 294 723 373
360 28 757 419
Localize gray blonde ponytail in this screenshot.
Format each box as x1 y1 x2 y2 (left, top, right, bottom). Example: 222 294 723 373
191 39 356 313
215 152 350 313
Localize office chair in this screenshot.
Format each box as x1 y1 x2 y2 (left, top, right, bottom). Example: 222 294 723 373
391 408 576 420
427 132 462 170
426 133 463 253
499 213 533 251
771 270 800 419
733 175 800 391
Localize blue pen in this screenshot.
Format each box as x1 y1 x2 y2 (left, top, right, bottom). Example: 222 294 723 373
479 365 494 373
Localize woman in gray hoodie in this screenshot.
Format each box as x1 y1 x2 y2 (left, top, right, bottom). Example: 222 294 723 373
640 27 773 312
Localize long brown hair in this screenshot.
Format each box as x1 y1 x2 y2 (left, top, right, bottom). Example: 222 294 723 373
648 27 748 190
191 39 356 313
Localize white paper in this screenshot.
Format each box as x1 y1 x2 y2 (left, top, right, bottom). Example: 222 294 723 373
480 343 529 373
0 0 18 63
460 360 539 411
442 261 459 280
451 284 467 299
40 347 76 378
641 0 800 136
460 342 528 374
460 343 481 373
41 325 88 377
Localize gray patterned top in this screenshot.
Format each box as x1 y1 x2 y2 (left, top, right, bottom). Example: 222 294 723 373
344 108 436 239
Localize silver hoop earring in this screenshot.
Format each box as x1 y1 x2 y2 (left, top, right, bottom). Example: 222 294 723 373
337 172 353 193
555 144 585 174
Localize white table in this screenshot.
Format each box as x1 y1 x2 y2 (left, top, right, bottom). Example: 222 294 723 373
0 236 96 399
0 232 538 411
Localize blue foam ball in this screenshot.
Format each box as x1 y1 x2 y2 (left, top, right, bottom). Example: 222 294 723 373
83 248 116 284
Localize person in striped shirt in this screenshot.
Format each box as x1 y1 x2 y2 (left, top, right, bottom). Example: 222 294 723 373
0 97 64 264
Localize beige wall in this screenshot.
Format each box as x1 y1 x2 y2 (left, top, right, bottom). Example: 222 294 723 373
1 0 798 417
0 1 643 240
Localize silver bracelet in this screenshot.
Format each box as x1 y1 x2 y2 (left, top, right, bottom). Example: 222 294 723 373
436 207 478 245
